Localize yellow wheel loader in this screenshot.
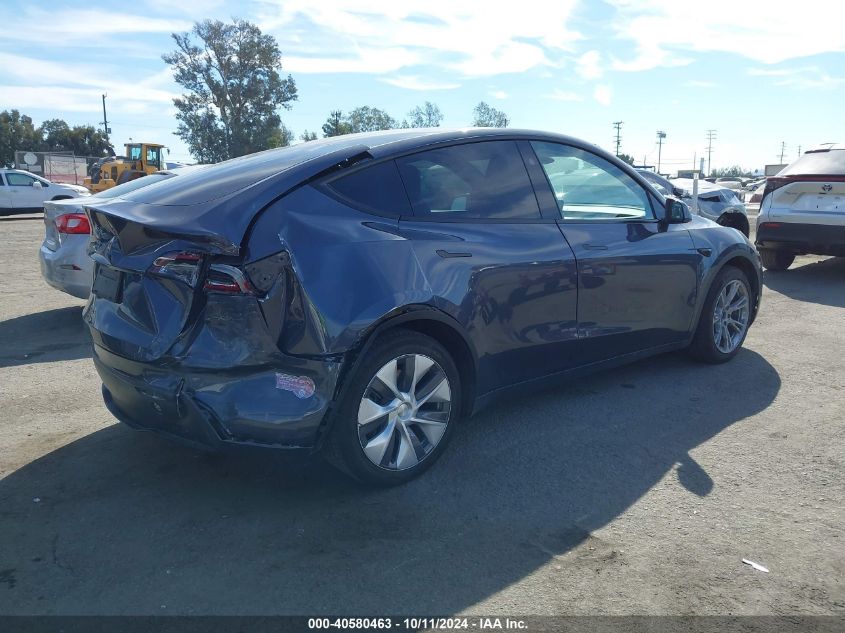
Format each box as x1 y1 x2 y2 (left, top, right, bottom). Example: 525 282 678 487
84 143 167 193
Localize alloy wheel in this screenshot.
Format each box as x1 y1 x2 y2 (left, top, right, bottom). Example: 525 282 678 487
357 354 452 471
712 279 750 354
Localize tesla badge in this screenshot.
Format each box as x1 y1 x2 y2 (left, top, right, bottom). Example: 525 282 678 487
822 184 833 192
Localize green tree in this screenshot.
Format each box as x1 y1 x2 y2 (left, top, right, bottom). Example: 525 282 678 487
710 165 752 178
0 110 41 166
268 123 294 148
347 106 396 133
617 153 635 166
472 101 509 128
163 18 298 162
322 110 352 137
404 101 443 128
40 120 111 156
300 130 318 142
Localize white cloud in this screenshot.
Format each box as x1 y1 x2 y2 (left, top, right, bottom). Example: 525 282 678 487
576 50 603 80
256 0 582 77
545 89 583 102
608 0 845 69
0 8 190 44
748 66 845 89
593 85 612 106
379 75 461 91
490 90 509 100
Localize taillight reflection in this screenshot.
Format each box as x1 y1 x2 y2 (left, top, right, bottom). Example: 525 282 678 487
148 251 203 287
55 213 91 234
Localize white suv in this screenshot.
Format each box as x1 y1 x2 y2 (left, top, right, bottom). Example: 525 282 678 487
755 145 845 270
0 169 89 215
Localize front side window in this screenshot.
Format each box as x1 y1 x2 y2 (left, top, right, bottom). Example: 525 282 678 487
396 141 541 220
531 142 654 221
5 172 38 186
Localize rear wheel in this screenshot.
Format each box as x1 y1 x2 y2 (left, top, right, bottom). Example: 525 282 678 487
324 330 460 485
689 266 752 364
759 249 795 271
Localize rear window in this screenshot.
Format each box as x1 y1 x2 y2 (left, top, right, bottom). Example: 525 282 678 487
94 173 172 199
325 161 411 217
779 150 845 176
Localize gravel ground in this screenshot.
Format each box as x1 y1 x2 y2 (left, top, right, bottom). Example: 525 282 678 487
0 214 842 616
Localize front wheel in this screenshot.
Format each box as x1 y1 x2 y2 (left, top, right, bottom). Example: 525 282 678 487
759 249 795 271
324 330 461 485
689 266 752 364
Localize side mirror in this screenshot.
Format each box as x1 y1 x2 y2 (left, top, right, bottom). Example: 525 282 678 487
32 181 43 190
662 196 691 226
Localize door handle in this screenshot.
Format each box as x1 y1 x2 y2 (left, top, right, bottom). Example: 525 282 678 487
583 243 608 250
436 249 472 258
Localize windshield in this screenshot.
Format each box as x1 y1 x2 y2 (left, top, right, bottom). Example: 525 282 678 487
93 173 173 199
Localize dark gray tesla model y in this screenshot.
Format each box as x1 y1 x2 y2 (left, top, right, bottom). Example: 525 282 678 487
83 128 762 484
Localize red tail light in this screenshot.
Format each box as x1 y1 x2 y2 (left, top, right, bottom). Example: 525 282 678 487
204 265 254 294
148 251 203 287
55 213 91 234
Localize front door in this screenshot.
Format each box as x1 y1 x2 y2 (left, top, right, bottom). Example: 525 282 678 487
395 140 579 393
528 141 702 363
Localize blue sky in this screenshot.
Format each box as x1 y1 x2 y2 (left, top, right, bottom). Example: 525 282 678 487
1 0 843 173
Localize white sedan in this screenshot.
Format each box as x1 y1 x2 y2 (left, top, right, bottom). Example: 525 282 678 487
0 169 89 215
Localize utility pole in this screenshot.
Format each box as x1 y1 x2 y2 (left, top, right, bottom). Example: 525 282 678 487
779 141 786 164
706 129 717 176
613 121 623 156
101 94 110 143
656 130 666 173
797 145 802 157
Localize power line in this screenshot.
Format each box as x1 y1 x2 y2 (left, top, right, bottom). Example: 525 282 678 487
706 129 717 176
613 121 623 156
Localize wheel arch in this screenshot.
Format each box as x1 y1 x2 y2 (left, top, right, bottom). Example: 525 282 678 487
50 195 73 201
341 306 477 417
717 212 750 237
696 250 762 331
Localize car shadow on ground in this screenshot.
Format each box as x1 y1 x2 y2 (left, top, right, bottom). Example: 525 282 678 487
0 347 780 614
0 306 90 368
763 256 845 308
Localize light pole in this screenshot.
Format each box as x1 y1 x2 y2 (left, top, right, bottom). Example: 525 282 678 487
656 131 666 173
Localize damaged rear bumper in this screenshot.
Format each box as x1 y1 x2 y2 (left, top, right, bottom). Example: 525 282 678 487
93 344 341 451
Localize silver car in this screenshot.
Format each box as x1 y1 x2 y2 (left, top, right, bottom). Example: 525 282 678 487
39 168 195 299
636 170 749 236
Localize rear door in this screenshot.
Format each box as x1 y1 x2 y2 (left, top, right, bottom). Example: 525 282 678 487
528 141 702 363
394 140 579 392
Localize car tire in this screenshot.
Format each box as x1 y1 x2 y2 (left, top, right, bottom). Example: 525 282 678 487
689 266 752 364
324 329 461 486
759 249 795 271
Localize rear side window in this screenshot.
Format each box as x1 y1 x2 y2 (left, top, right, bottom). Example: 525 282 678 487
325 160 411 217
395 141 541 220
780 150 845 176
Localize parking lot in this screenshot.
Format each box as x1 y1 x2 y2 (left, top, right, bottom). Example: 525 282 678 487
0 212 842 616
